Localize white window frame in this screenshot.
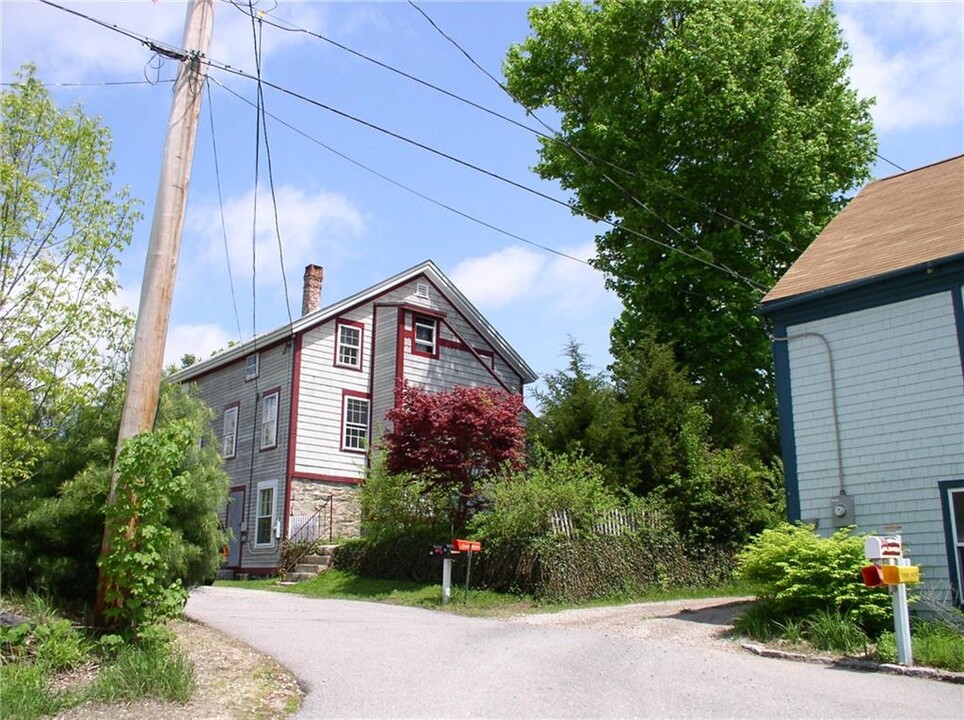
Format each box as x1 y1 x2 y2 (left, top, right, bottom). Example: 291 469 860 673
260 390 279 450
336 322 362 369
414 316 437 356
342 394 370 452
222 405 239 459
245 353 260 381
255 480 277 547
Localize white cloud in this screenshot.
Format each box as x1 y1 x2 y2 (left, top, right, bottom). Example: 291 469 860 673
164 322 232 368
449 246 546 309
1 1 325 83
189 184 365 290
839 2 964 132
450 242 615 316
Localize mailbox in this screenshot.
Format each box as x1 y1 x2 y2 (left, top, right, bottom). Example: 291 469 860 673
861 565 885 588
429 544 459 558
864 535 902 560
881 565 920 585
453 539 481 553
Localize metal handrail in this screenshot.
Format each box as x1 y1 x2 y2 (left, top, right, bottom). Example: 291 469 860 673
281 495 333 573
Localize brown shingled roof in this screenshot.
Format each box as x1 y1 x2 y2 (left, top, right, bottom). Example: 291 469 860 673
762 155 964 304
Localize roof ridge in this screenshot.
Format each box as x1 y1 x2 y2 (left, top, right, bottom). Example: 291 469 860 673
872 154 963 186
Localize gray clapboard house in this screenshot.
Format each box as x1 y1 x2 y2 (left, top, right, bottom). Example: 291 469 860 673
759 155 964 606
173 260 536 576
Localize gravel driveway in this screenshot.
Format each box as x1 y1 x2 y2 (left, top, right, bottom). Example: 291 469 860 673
185 587 963 719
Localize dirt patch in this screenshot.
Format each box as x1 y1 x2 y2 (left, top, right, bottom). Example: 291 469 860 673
56 619 304 720
506 596 754 649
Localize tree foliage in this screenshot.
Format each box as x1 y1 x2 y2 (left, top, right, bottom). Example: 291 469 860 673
1 64 139 488
382 383 526 530
530 338 696 494
1 382 229 610
505 0 877 444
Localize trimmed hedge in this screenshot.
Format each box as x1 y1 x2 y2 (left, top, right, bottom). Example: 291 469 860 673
334 526 735 603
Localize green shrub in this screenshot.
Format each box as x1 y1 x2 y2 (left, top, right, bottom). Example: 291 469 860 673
732 602 782 642
359 453 448 540
736 523 892 635
469 449 619 544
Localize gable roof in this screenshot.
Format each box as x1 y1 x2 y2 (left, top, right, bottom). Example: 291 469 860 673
172 260 538 384
761 155 964 306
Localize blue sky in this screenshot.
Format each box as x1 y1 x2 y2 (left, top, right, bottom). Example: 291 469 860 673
3 1 962 403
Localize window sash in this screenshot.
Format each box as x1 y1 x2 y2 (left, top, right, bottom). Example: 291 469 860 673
222 406 238 458
414 318 436 354
343 397 369 450
337 325 361 367
255 484 275 545
245 354 259 380
260 392 279 449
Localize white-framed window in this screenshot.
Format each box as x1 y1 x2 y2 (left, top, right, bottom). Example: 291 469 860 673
414 316 437 356
255 480 277 547
342 393 370 452
260 390 279 450
336 321 362 369
245 353 260 381
222 404 239 459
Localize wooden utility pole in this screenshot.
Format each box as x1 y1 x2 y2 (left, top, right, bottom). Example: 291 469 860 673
94 0 215 626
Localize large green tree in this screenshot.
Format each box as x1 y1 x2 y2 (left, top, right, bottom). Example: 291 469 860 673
505 0 876 444
1 65 139 488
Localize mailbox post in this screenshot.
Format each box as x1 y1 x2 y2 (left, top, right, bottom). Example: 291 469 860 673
862 535 919 666
429 540 482 605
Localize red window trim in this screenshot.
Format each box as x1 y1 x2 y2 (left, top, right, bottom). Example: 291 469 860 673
411 314 440 359
333 318 365 371
340 389 371 454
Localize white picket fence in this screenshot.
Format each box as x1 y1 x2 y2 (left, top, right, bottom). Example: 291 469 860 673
548 507 665 537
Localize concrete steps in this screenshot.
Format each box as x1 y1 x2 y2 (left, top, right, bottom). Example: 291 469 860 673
286 544 337 582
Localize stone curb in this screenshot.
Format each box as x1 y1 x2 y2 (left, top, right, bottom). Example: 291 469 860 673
740 643 964 684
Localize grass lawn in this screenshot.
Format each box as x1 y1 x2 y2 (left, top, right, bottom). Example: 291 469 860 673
215 570 754 617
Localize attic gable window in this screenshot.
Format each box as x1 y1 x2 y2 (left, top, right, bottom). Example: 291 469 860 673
416 282 430 299
413 316 438 357
245 353 259 381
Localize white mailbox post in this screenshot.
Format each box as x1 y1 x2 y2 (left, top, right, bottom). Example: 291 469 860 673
863 535 913 666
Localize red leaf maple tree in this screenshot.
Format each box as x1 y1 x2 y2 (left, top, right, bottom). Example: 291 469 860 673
383 382 526 530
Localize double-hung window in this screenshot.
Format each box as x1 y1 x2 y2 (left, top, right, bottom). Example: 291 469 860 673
222 404 239 459
336 321 362 369
342 393 370 452
414 316 437 356
941 480 964 608
255 480 277 546
260 390 279 450
245 353 259 381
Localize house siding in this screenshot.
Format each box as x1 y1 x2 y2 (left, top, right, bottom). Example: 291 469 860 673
192 340 293 572
295 304 373 481
785 289 964 595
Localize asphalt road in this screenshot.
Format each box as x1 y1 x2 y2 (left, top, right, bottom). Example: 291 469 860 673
185 586 963 719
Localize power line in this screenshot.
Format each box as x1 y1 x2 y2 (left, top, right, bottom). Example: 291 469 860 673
207 76 591 267
229 0 791 258
204 80 244 343
36 0 766 293
0 79 174 88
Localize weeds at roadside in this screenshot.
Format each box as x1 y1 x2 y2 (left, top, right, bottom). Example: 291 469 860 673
1 594 196 720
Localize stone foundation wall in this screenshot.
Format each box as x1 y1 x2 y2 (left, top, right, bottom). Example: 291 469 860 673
290 479 361 539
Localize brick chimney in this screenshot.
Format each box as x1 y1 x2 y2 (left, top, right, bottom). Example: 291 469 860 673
302 264 324 316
